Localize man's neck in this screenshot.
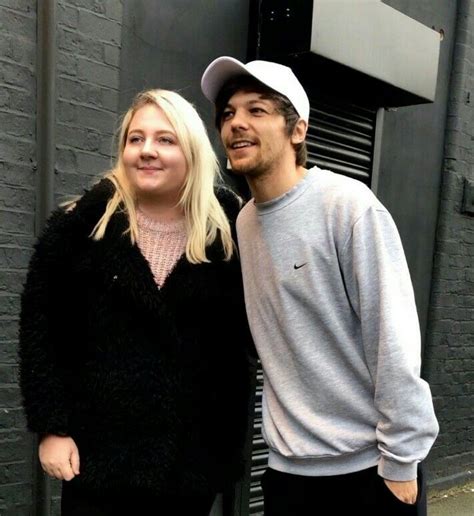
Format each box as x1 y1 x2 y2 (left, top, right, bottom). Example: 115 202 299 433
248 164 308 203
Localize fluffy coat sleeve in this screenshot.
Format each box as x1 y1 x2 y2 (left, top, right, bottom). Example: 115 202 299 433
18 208 79 436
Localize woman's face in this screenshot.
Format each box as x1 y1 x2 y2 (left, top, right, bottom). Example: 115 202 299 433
122 104 188 204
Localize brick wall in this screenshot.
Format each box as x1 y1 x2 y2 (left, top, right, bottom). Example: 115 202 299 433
424 0 474 487
0 0 37 512
56 0 122 201
0 0 123 513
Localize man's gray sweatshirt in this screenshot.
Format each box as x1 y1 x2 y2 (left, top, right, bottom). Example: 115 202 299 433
236 167 439 481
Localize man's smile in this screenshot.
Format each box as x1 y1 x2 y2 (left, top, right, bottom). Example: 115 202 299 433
229 139 256 150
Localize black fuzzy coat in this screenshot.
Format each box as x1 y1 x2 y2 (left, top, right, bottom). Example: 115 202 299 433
19 179 254 496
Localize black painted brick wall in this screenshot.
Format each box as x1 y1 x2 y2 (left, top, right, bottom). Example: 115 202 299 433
0 0 37 512
424 0 474 488
56 0 122 202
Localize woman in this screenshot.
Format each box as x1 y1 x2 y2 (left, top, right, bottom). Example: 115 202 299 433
19 89 253 515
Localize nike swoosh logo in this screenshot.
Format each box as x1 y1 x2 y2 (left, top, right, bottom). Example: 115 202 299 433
294 263 307 270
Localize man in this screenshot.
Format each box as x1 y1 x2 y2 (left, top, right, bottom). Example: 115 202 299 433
201 56 439 515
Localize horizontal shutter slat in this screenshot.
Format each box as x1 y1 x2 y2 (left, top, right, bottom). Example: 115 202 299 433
306 96 376 185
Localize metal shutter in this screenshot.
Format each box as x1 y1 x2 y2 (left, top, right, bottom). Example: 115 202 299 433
306 96 377 185
244 96 377 516
248 365 265 515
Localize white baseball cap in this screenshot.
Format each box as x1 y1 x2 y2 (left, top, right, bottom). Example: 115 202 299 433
201 56 310 122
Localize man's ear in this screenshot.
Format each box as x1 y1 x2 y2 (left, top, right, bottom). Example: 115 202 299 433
291 119 308 145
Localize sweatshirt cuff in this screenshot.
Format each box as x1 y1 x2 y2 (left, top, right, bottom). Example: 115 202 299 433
378 457 418 481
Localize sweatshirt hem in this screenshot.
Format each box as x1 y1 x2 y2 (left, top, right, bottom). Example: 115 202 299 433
268 445 380 477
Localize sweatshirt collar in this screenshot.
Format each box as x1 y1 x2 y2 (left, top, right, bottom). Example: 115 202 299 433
254 166 317 214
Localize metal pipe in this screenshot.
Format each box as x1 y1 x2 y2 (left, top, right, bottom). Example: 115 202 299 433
36 0 56 233
370 107 385 197
35 0 57 513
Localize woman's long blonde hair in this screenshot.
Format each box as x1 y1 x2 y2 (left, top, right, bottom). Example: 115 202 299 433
90 89 236 263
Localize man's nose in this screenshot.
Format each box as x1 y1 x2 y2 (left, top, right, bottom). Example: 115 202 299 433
230 110 249 131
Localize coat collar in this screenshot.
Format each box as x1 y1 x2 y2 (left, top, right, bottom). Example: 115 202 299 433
72 178 237 313
74 178 167 312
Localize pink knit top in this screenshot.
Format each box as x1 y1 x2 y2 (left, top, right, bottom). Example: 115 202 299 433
136 210 187 287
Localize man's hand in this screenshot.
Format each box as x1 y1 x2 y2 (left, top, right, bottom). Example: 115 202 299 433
39 434 80 481
384 478 418 504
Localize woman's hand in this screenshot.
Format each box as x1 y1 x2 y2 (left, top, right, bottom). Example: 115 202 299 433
39 434 80 481
384 478 418 504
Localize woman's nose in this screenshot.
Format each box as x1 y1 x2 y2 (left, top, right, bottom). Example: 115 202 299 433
141 139 157 158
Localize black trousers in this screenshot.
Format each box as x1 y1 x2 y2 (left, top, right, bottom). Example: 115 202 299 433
61 481 216 516
261 465 427 516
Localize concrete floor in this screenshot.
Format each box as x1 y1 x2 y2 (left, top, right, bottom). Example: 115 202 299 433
428 481 474 516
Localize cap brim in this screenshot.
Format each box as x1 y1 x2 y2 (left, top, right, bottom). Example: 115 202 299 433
201 56 251 103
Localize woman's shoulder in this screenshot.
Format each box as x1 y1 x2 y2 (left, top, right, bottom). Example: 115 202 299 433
215 184 243 222
37 178 115 249
73 177 115 217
